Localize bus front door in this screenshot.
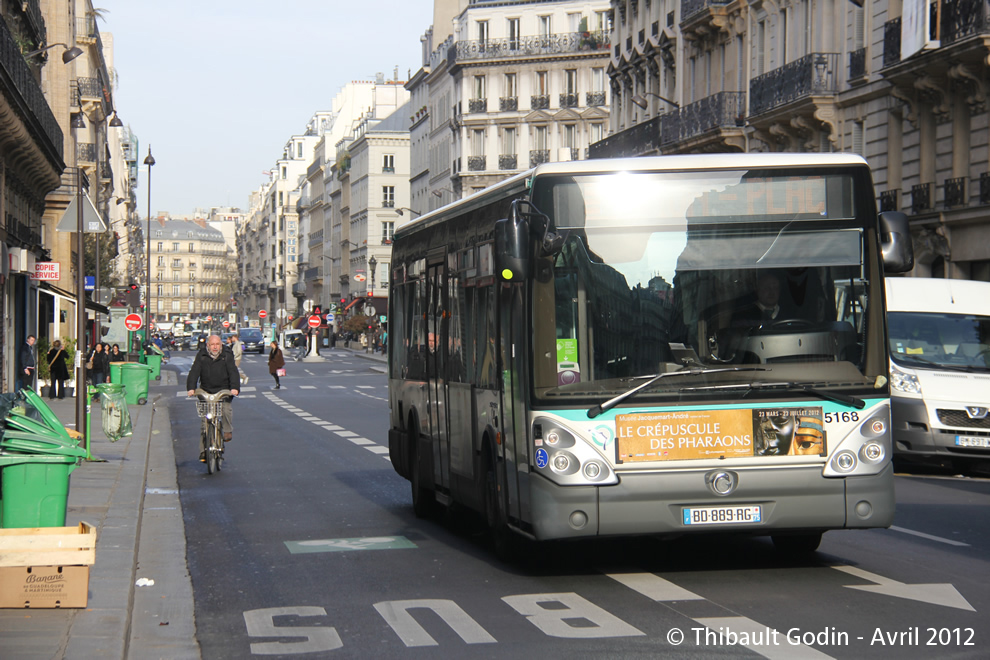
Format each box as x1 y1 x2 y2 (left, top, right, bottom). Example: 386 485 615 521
426 261 450 497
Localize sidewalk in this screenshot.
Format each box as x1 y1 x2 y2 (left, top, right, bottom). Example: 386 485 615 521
0 369 199 660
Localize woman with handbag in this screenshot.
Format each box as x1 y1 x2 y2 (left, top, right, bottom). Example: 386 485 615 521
46 339 70 400
88 343 110 397
268 340 285 390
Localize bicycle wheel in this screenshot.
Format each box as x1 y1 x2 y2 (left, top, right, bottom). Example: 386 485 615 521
206 424 218 474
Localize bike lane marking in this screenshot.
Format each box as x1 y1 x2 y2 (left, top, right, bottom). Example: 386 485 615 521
264 392 392 460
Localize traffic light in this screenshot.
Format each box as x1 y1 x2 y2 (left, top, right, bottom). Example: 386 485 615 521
313 305 322 316
126 283 141 308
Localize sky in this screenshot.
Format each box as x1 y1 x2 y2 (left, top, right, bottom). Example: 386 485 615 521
97 0 433 217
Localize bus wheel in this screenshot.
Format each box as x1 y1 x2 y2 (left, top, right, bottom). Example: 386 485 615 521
410 432 435 519
771 532 822 554
483 449 516 561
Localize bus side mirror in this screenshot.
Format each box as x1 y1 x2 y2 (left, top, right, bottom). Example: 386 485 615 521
495 216 530 282
879 211 914 273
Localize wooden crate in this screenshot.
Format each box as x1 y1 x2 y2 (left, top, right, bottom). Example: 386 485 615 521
0 522 96 567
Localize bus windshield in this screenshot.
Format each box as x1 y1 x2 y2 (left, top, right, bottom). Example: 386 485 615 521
530 168 881 402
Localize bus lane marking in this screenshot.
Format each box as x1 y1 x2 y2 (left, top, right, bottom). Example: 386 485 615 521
889 525 970 547
832 565 975 611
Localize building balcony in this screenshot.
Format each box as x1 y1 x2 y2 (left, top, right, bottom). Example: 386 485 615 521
468 156 486 171
588 116 661 159
849 47 867 81
77 142 97 164
529 150 550 168
680 0 732 41
660 91 746 153
499 154 517 170
469 98 487 113
451 31 610 66
879 189 899 212
559 93 579 108
586 91 606 107
750 53 838 117
531 95 550 110
911 182 934 214
499 96 518 111
945 177 967 208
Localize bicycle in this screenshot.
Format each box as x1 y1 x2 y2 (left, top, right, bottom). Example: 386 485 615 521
194 388 232 474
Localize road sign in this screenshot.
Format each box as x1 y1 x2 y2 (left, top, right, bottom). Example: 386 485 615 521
259 309 268 319
363 304 376 316
276 308 287 319
326 312 335 324
124 313 143 331
222 320 230 328
307 315 321 328
207 316 213 322
353 274 366 282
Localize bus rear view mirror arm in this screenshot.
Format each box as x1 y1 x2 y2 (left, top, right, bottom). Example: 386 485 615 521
879 211 914 273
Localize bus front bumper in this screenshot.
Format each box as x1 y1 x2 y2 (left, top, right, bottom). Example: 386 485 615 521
528 464 894 541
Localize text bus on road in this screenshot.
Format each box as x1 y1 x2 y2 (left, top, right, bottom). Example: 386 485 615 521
387 153 913 556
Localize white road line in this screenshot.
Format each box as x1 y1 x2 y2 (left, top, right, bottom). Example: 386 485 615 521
349 438 375 445
604 572 703 601
238 394 256 399
328 385 345 389
305 370 314 375
334 431 358 438
889 525 970 547
366 446 390 454
318 425 344 431
299 385 316 389
694 616 833 659
356 385 375 389
240 386 257 392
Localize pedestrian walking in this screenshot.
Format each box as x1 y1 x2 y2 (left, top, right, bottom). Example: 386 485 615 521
18 334 36 392
46 339 70 399
229 333 247 384
268 340 285 389
88 342 110 394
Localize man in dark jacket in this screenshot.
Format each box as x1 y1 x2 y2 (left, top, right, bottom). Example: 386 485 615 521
186 334 240 461
18 335 36 392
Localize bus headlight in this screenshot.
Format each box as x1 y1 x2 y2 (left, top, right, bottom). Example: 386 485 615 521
532 417 618 486
861 441 884 463
832 450 857 472
890 364 922 395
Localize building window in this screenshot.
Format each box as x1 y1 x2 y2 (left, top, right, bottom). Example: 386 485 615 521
536 71 549 95
156 284 163 296
172 284 180 296
157 256 164 266
472 129 485 156
535 126 548 151
592 67 604 92
590 123 604 144
539 15 552 38
297 142 303 158
189 243 195 252
278 192 283 206
502 127 516 155
157 241 163 252
595 10 609 32
477 19 488 44
281 166 286 179
172 259 182 268
504 72 517 98
383 186 395 208
507 17 520 49
172 300 180 312
172 242 179 252
383 154 394 173
189 285 195 296
568 12 581 32
382 221 395 244
474 75 486 100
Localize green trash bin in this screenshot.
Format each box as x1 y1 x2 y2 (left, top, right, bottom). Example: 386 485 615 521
119 363 152 405
145 353 163 380
0 454 77 528
109 361 128 384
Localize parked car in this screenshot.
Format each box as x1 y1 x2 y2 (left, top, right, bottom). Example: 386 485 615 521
239 327 265 353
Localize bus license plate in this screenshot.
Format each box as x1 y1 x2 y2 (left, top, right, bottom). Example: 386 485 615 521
955 436 990 448
683 505 762 526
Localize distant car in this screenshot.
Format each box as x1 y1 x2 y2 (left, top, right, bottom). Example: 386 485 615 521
239 328 265 353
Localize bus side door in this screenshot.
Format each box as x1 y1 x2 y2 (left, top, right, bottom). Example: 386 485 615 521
426 259 451 496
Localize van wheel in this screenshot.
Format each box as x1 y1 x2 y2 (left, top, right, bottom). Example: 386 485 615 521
771 532 822 554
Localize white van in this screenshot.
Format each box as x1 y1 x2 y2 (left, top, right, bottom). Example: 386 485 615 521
885 277 990 468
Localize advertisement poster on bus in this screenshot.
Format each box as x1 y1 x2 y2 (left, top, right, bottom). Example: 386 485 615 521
615 407 825 463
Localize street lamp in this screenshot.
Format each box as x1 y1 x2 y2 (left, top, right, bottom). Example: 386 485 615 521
24 42 83 63
144 147 155 347
368 255 377 297
394 207 420 217
631 92 679 110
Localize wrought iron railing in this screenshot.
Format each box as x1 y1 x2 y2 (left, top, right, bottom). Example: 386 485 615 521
499 154 517 170
570 147 580 161
0 15 63 160
468 98 487 113
660 91 745 146
749 52 838 117
911 182 933 213
382 200 395 208
879 189 899 212
531 94 550 110
77 142 97 162
530 150 550 167
588 116 661 159
453 31 609 62
944 177 967 207
468 156 486 171
849 48 867 79
883 18 901 67
681 0 732 22
560 93 579 108
586 91 606 106
500 96 518 111
942 0 990 45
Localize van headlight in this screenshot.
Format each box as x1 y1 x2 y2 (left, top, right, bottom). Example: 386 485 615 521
890 363 922 395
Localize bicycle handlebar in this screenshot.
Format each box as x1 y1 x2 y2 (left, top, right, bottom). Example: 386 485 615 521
192 388 234 402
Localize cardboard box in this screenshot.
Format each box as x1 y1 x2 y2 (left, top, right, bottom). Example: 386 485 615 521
0 522 96 567
0 564 90 608
0 523 96 608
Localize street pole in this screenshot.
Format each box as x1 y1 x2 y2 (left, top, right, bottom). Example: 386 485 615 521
144 147 155 351
75 169 88 455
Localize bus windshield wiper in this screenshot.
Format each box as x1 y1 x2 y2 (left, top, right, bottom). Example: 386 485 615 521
586 367 766 419
679 381 866 410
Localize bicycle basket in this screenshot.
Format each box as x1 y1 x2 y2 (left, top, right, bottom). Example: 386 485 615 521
196 400 224 419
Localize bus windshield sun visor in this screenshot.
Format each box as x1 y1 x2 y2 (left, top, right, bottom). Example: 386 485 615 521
586 366 767 419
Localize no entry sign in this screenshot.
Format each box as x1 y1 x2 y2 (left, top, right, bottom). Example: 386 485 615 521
308 315 321 328
259 310 268 319
124 313 143 331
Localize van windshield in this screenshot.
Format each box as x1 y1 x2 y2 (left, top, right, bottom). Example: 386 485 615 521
888 312 990 371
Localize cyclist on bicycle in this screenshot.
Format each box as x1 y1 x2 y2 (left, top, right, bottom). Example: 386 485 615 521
187 334 240 462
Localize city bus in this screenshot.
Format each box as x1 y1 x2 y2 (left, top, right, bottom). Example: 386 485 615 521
387 153 913 557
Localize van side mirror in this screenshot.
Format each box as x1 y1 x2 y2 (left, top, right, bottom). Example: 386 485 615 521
879 211 914 273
